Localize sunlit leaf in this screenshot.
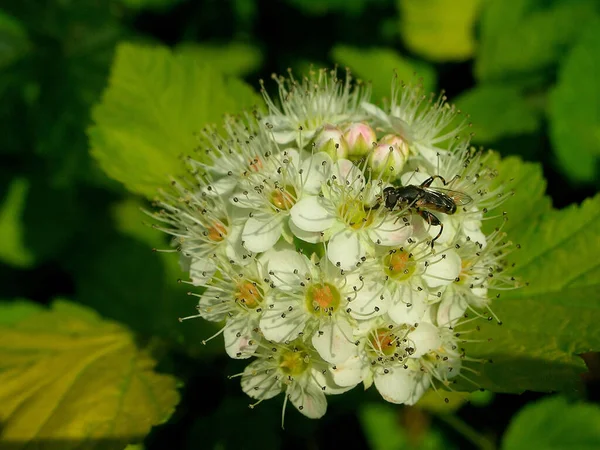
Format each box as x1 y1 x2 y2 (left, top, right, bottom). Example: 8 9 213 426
502 396 600 450
398 0 483 61
0 299 180 449
0 178 35 268
89 43 261 198
331 45 436 102
549 19 600 183
176 42 263 77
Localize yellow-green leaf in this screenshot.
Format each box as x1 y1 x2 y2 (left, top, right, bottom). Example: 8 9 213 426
89 42 261 198
331 45 436 102
398 0 483 61
175 42 263 77
0 178 35 268
0 299 180 449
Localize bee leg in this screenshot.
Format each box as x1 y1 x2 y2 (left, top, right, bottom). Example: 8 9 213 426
420 175 448 188
419 210 443 247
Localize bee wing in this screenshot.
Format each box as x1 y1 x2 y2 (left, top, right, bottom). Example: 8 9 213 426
424 187 473 206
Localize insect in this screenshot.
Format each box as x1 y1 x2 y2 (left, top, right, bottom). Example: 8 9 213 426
382 175 473 247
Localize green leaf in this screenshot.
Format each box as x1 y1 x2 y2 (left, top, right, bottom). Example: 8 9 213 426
359 403 452 450
89 42 261 198
0 299 180 449
0 300 43 325
397 0 483 62
502 396 600 450
0 178 35 268
331 45 436 102
462 156 600 393
549 19 600 183
454 85 541 144
475 0 600 82
0 10 30 69
175 42 263 77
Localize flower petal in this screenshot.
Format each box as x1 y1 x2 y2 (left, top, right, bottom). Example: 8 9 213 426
288 379 327 419
260 296 306 342
330 355 365 387
345 273 389 320
289 219 324 244
312 367 356 394
241 360 282 400
261 245 311 291
327 230 365 271
422 250 461 288
437 291 469 328
312 318 356 364
369 216 413 246
374 361 431 405
189 257 217 286
290 196 335 232
242 214 284 253
407 322 441 358
300 152 333 195
388 284 429 325
223 315 259 359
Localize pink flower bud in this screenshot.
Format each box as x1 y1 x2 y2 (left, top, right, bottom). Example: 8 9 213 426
343 122 376 157
313 124 348 159
369 134 408 178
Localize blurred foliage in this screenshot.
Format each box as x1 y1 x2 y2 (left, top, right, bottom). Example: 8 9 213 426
0 0 599 448
89 42 260 197
502 396 600 449
398 0 483 62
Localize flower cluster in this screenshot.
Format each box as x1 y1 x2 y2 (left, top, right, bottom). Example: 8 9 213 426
151 69 517 421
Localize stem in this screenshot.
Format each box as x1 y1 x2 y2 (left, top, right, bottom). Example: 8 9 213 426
437 414 496 450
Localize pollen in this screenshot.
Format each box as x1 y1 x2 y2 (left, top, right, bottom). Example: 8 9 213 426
270 186 296 210
339 200 374 229
278 346 310 376
235 281 262 309
384 250 415 281
207 221 227 242
305 282 341 315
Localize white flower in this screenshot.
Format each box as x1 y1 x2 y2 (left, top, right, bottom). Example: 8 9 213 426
290 158 413 270
231 149 333 252
260 68 370 146
362 79 468 166
150 176 251 285
240 340 352 422
152 68 520 420
190 259 267 359
330 320 442 405
259 245 369 364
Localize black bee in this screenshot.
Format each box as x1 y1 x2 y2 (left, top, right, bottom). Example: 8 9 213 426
383 175 473 246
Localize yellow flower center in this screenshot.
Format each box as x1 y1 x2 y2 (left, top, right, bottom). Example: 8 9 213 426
207 221 227 242
384 250 415 281
368 328 400 357
278 346 310 376
305 283 341 316
270 185 296 210
234 281 262 309
339 200 374 229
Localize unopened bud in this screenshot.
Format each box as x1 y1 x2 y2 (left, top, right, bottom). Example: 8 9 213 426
313 124 348 159
369 134 408 178
344 122 376 157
